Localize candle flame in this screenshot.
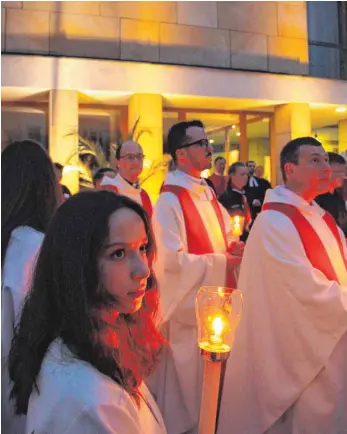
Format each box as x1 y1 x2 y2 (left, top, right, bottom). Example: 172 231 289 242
212 316 224 337
234 215 240 225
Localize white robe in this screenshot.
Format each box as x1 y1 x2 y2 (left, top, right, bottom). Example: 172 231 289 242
217 186 347 434
26 339 167 434
148 170 232 434
2 226 44 434
101 173 146 207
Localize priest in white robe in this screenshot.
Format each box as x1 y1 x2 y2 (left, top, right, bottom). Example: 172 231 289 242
100 141 152 217
148 120 243 434
217 136 347 434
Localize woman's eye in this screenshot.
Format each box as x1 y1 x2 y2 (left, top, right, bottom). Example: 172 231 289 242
111 249 125 259
139 244 148 254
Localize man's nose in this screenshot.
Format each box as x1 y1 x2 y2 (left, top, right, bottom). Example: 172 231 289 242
323 164 332 176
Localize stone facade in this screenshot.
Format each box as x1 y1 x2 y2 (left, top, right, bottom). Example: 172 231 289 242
1 1 309 75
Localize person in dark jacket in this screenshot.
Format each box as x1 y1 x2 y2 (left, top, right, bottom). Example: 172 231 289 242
315 152 347 237
244 160 272 220
219 162 252 242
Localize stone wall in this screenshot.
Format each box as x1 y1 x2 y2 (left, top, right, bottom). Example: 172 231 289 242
1 1 309 75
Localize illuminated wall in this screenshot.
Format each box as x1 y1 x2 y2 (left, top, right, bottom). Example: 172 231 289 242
2 1 309 76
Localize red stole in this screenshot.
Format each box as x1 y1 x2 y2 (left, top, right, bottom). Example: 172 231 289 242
100 184 153 218
161 184 236 288
263 202 347 284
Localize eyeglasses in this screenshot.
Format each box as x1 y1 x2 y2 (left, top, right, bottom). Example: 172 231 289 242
119 153 145 161
179 139 210 150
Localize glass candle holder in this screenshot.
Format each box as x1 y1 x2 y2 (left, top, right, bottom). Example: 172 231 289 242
196 286 243 361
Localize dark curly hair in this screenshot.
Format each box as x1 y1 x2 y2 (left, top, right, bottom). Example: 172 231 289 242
1 140 59 266
9 191 165 414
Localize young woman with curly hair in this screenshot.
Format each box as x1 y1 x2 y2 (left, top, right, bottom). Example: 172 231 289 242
9 191 167 434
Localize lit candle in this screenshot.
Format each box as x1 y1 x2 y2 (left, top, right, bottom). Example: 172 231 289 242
230 215 244 237
210 316 224 345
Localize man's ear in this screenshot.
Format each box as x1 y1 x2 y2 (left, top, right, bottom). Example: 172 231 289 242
284 162 295 179
176 149 185 162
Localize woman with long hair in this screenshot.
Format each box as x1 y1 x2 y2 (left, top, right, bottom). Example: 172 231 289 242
2 140 60 433
9 191 167 433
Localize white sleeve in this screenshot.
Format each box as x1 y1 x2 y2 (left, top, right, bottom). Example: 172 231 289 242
65 404 141 434
153 193 227 324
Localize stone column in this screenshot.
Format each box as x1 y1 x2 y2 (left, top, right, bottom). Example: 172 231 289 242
128 93 163 202
338 119 347 154
49 89 79 193
273 103 311 185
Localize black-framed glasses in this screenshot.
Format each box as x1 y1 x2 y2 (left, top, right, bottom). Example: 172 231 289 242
179 139 210 150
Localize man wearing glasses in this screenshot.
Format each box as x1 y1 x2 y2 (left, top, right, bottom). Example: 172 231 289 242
149 120 243 434
100 140 152 217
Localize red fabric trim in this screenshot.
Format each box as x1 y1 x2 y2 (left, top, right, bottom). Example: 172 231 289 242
263 202 341 283
100 184 119 194
161 185 236 288
161 185 214 255
140 190 153 218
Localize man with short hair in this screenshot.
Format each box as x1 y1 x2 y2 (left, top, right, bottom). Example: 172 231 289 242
100 141 152 217
149 120 243 434
245 160 271 219
92 167 117 189
218 137 347 434
208 156 228 197
316 152 347 236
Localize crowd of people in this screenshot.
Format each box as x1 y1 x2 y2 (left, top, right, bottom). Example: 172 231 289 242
1 120 347 434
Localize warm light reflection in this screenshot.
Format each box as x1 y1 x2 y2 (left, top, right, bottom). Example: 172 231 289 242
210 316 224 345
63 165 84 174
230 214 245 237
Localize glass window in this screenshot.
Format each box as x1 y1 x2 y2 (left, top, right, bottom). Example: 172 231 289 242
307 1 347 79
1 106 47 150
246 115 271 182
311 106 347 155
312 125 339 153
77 108 123 187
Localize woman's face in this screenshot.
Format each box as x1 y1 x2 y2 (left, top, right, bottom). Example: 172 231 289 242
98 208 150 314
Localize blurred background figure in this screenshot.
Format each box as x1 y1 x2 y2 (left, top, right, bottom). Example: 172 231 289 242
245 160 272 220
208 156 228 197
254 165 264 179
2 140 60 434
315 152 347 237
92 167 117 190
219 162 252 242
9 192 166 434
54 163 72 199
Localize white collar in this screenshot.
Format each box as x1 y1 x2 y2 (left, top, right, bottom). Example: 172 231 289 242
165 170 213 200
232 187 245 195
101 174 140 193
249 176 259 187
